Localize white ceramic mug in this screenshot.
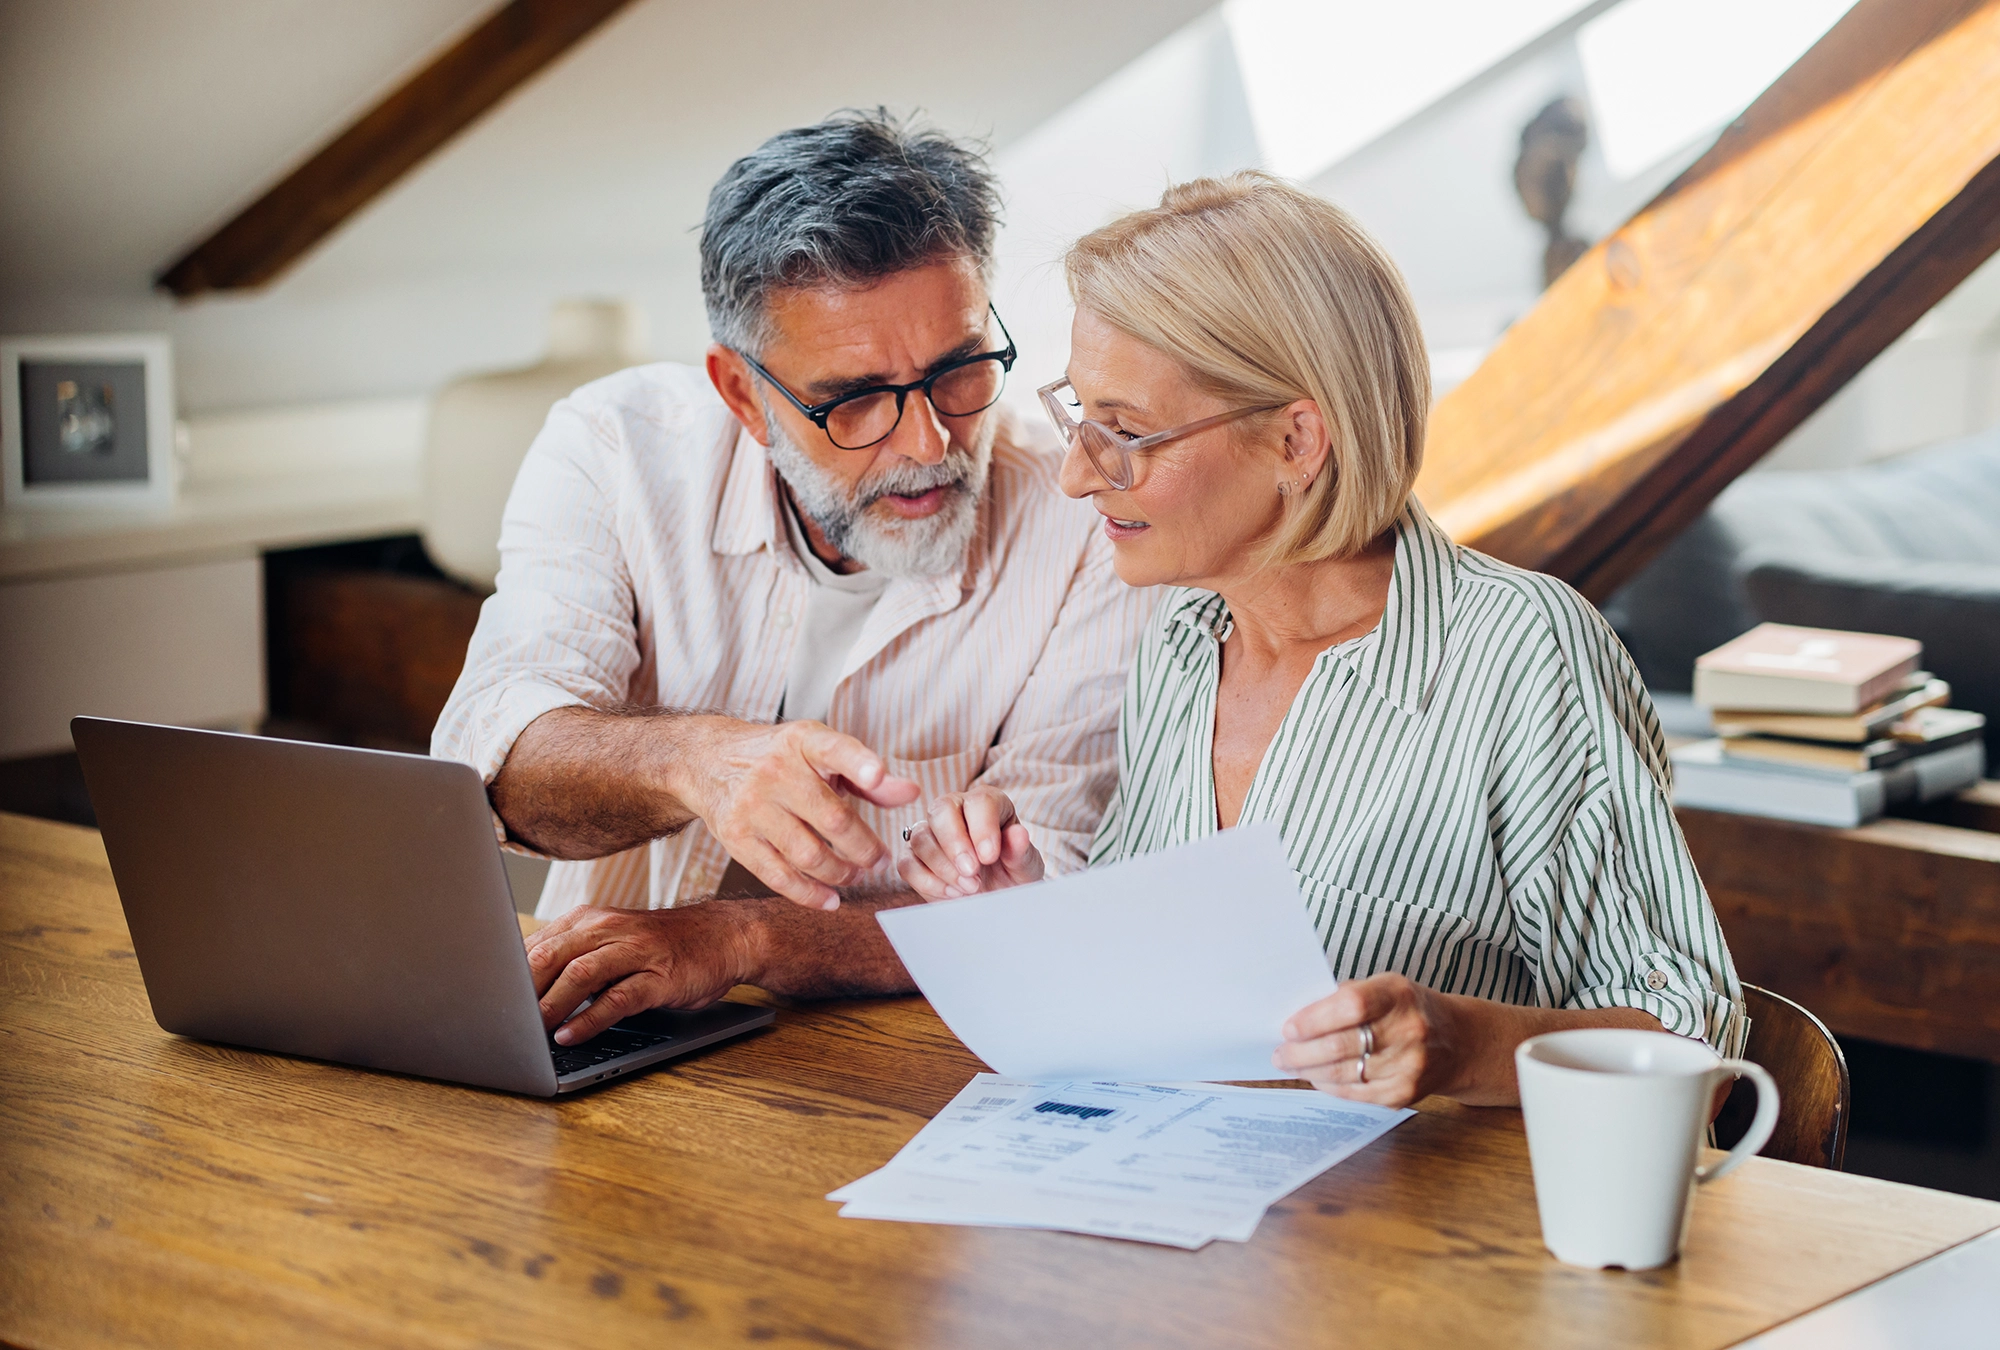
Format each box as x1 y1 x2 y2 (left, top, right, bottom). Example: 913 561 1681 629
1515 1028 1779 1270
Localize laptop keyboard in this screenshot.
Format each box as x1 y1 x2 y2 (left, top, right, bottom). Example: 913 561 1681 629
550 1025 675 1078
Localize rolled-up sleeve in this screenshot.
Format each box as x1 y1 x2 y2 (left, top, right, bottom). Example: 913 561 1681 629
1518 614 1749 1058
1524 784 1749 1057
432 399 641 792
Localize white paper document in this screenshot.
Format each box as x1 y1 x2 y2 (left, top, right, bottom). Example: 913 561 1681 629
833 1074 1413 1248
876 823 1336 1082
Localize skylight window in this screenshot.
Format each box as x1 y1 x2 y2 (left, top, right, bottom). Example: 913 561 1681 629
1578 0 1858 180
1225 0 1596 181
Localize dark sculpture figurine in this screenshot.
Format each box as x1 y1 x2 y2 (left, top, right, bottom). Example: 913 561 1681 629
1515 96 1591 288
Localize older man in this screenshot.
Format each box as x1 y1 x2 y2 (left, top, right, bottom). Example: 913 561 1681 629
433 113 1150 1045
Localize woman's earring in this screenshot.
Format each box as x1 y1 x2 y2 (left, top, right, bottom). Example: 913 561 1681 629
1277 479 1293 498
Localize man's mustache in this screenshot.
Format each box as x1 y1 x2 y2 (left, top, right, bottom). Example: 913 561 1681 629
855 452 978 510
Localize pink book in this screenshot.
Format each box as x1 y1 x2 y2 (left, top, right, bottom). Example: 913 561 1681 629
1693 623 1922 714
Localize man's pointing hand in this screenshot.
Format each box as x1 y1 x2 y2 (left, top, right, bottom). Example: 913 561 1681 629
678 716 919 909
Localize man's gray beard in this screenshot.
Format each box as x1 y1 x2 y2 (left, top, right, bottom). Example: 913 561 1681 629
760 402 992 579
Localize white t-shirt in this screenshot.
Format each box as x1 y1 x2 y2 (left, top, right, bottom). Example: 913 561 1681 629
777 493 891 725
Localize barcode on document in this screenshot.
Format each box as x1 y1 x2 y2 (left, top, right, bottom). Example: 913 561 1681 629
976 1096 1016 1108
1033 1100 1114 1121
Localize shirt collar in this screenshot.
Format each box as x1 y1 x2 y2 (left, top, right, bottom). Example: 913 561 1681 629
1163 496 1459 716
1350 497 1459 716
1164 588 1231 670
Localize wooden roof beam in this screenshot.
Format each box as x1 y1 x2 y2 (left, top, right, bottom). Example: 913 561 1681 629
156 0 638 299
1418 0 2000 599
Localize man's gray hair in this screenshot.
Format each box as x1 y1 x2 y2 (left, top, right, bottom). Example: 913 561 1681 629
699 110 1002 354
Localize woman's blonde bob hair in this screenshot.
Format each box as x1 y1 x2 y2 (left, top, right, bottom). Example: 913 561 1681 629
1064 172 1429 563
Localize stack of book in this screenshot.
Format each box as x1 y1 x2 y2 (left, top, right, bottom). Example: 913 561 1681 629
1670 622 1987 827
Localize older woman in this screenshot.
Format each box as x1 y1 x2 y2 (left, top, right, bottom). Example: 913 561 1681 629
899 172 1746 1110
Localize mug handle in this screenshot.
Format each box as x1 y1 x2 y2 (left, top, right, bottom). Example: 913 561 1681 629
1695 1060 1780 1185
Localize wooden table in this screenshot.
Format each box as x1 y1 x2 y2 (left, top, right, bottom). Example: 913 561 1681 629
4 812 1997 1349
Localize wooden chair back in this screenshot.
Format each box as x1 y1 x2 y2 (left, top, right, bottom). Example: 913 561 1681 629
1715 984 1850 1169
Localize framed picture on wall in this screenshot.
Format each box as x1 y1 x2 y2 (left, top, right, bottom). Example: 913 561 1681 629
2 333 176 509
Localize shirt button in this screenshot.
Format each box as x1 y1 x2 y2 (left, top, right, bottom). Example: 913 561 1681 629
772 612 793 628
1646 970 1669 991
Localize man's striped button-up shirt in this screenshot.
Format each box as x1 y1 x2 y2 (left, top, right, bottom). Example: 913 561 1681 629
434 362 1153 917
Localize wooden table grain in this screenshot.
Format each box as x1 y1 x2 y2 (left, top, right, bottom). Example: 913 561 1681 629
4 812 1997 1349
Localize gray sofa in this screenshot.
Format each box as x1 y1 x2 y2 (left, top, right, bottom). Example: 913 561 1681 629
1602 426 2000 758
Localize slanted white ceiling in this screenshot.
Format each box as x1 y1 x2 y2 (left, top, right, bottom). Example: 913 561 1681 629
0 0 495 300
0 0 1214 411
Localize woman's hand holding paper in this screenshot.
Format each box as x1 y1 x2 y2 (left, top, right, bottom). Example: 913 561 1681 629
1275 975 1673 1108
1274 974 1466 1109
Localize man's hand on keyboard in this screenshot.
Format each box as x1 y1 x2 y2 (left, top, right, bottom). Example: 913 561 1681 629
527 903 759 1045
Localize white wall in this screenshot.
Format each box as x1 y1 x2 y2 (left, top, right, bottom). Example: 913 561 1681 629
991 11 1261 397
1307 26 1693 366
1760 251 2000 471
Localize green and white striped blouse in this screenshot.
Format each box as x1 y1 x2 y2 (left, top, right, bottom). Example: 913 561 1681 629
1091 499 1748 1056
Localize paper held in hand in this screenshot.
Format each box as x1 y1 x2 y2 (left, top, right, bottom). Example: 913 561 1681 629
875 822 1337 1083
852 828 1410 1248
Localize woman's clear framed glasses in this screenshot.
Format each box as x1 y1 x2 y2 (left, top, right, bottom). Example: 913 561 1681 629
738 305 1016 451
1037 377 1284 491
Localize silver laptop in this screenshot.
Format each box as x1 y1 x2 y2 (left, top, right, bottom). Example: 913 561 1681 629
71 717 772 1096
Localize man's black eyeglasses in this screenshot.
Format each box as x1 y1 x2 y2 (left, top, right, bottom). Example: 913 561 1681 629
736 305 1016 451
